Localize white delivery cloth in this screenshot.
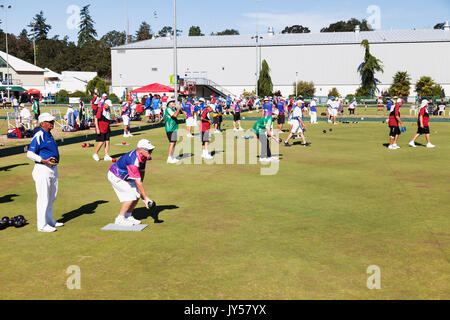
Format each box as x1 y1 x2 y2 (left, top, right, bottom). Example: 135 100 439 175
32 164 58 230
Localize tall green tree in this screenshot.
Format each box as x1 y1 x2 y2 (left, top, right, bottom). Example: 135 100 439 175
389 71 411 97
157 26 182 37
282 25 311 34
357 39 384 96
86 76 107 95
257 60 273 97
28 11 52 41
415 76 444 97
101 31 127 48
212 29 240 36
188 26 204 36
135 22 153 41
78 5 97 47
328 88 340 98
321 18 373 32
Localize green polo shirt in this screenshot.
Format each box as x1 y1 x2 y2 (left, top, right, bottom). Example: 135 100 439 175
164 106 178 132
252 116 273 135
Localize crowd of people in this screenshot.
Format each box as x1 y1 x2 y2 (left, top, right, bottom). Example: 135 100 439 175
24 91 442 231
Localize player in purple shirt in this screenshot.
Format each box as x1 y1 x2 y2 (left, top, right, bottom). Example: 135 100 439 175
108 139 158 226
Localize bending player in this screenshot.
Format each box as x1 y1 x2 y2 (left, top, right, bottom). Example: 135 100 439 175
107 139 158 226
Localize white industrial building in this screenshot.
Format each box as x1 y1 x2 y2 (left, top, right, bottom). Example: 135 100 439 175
111 25 450 98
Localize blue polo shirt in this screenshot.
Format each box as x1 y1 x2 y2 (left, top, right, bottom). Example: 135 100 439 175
28 128 59 162
262 102 273 116
151 98 161 110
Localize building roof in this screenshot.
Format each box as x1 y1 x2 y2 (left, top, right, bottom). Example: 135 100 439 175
44 68 62 79
0 51 45 72
112 29 450 50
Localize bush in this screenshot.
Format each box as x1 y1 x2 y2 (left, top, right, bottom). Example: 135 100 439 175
294 81 315 98
70 90 90 98
56 90 70 98
355 87 371 97
328 88 340 98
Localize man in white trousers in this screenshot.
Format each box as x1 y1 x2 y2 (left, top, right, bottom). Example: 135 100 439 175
27 113 64 232
310 98 318 124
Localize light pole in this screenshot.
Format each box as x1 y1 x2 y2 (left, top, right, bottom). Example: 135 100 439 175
252 0 263 98
295 72 298 98
173 0 178 105
1 4 12 99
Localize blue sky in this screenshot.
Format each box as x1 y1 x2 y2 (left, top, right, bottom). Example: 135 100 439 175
1 0 449 41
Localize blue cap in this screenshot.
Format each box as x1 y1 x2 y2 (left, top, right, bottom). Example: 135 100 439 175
331 96 335 99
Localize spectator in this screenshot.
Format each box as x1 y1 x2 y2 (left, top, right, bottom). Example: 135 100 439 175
19 104 33 130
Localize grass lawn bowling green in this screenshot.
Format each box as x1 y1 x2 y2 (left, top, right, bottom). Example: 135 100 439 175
0 118 449 300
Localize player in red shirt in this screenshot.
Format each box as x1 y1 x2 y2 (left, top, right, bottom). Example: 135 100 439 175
387 98 406 150
93 99 113 161
409 99 435 148
200 104 213 160
91 93 99 120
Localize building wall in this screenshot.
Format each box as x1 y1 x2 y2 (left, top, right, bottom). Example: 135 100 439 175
0 67 45 89
111 41 450 97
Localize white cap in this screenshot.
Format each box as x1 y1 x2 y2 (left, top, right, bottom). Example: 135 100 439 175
38 113 56 123
397 98 404 104
137 139 155 151
104 99 113 107
420 99 429 109
102 93 107 97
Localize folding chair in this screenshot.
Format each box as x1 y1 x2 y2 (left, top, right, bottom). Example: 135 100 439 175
50 109 65 128
7 112 20 129
438 105 446 116
409 106 418 116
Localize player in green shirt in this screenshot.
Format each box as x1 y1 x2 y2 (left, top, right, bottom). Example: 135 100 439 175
32 98 40 121
164 100 183 164
252 115 280 163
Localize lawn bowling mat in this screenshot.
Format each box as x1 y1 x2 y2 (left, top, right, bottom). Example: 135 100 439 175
101 223 148 232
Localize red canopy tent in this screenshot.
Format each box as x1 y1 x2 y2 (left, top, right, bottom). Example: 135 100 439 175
132 83 174 94
26 89 41 95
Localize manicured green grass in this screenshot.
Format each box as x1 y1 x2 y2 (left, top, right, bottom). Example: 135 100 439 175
0 120 449 300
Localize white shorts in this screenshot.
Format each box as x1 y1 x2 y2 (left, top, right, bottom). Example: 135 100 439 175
186 117 197 127
122 115 130 126
145 109 152 117
108 171 140 203
291 121 304 134
153 109 161 116
288 120 294 126
330 109 338 117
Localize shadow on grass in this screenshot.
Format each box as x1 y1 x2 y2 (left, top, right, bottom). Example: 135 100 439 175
177 153 194 160
132 205 179 224
111 153 126 159
58 200 109 224
0 163 29 172
0 194 19 204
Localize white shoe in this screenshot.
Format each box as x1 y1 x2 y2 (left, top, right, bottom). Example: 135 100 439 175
202 154 213 160
39 225 57 233
259 157 270 163
393 144 400 149
93 154 100 161
214 130 221 134
238 128 244 131
127 133 134 137
426 143 435 148
409 141 416 148
54 222 64 228
104 155 113 161
388 145 396 150
269 157 280 162
167 157 180 164
187 133 194 138
114 215 134 227
126 216 141 226
233 128 238 132
123 134 128 138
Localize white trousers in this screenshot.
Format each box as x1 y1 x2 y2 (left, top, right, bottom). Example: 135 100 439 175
32 164 58 230
310 111 317 124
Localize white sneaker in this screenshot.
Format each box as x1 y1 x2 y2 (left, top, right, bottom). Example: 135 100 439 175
123 134 128 138
127 133 134 137
409 141 416 148
238 128 244 131
393 144 401 149
39 225 57 233
126 216 141 226
54 222 64 228
202 154 213 160
388 145 396 150
233 128 238 132
93 154 100 161
269 157 280 162
214 130 221 134
167 157 180 164
259 157 270 163
426 143 435 148
114 215 134 227
104 155 113 161
187 133 194 138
